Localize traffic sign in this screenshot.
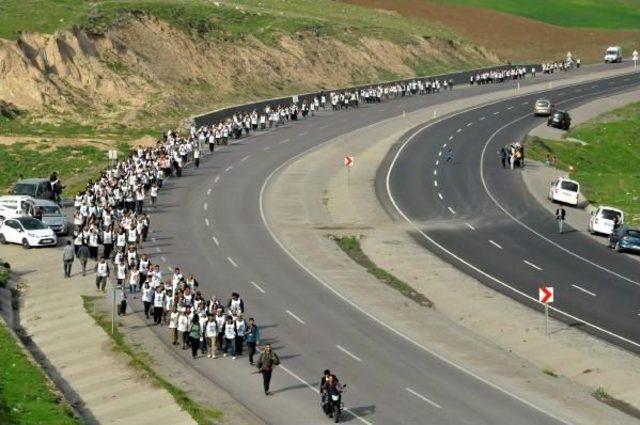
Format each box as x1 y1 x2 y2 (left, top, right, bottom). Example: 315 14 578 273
108 150 118 160
344 156 354 167
539 286 554 304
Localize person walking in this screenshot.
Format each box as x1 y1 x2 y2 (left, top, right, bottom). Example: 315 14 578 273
245 317 261 365
152 286 165 325
224 316 237 359
168 305 179 346
556 206 566 234
62 241 75 278
76 242 91 276
256 344 280 396
205 314 218 358
95 257 110 291
189 315 203 359
141 281 154 319
193 147 200 169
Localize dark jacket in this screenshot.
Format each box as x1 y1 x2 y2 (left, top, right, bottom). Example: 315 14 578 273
77 245 91 260
256 350 280 372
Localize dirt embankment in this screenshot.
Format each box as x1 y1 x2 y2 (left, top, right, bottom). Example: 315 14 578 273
346 0 640 63
0 13 498 132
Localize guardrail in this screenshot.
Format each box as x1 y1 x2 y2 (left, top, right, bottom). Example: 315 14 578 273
193 63 540 127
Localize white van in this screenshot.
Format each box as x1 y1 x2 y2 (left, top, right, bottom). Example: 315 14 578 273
589 206 623 235
604 46 623 63
549 177 580 206
0 195 36 224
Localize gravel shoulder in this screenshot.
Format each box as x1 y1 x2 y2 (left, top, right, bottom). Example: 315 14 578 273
265 66 640 424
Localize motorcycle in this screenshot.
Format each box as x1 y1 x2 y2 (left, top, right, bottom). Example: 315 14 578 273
322 384 346 423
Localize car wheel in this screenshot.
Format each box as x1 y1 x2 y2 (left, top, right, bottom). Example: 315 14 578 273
21 238 31 250
0 234 5 244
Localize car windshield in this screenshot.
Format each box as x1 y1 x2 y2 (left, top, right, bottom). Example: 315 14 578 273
536 100 549 106
20 218 48 230
601 209 620 220
11 184 35 196
607 49 618 55
627 230 640 239
39 206 62 216
560 181 578 192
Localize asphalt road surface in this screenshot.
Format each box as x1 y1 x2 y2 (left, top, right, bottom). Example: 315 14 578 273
385 67 640 353
145 63 633 425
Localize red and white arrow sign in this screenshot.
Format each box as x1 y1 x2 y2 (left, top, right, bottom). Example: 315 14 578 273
344 156 354 167
539 286 554 304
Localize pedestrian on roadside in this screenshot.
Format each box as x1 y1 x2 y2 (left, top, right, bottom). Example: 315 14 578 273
224 316 237 359
256 344 280 396
193 147 200 169
189 315 202 359
169 305 179 346
62 241 75 278
235 314 247 356
556 206 566 234
205 314 218 358
76 242 91 276
152 286 165 325
245 317 261 365
178 308 190 350
95 256 110 291
141 280 154 319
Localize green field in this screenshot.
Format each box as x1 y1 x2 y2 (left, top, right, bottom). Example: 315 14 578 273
526 101 640 224
433 0 640 29
0 319 81 425
0 0 456 43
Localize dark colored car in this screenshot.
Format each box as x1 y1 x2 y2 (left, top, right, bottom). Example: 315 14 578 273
547 110 571 130
11 178 53 200
609 226 640 253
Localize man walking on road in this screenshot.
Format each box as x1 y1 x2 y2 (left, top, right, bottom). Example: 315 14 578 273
556 206 566 233
62 241 75 278
76 242 91 276
256 343 280 396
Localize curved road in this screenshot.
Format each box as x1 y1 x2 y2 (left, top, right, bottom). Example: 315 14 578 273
144 63 632 425
386 69 640 352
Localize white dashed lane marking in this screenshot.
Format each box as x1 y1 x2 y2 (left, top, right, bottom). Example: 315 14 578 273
456 128 462 133
205 218 210 227
447 206 456 214
264 146 271 151
212 236 219 246
442 143 447 148
279 139 290 145
435 160 439 166
227 257 238 268
203 203 208 211
336 345 362 362
489 240 503 249
449 135 454 140
521 101 528 105
493 111 500 115
241 155 250 162
214 176 220 184
405 388 442 409
207 188 212 196
225 166 234 172
524 260 542 271
251 281 266 294
438 193 443 200
299 131 309 136
438 151 442 157
572 284 596 297
467 122 473 127
506 106 513 110
479 116 485 121
286 310 306 325
155 247 161 253
433 169 437 176
434 181 438 187
161 256 167 262
465 223 476 231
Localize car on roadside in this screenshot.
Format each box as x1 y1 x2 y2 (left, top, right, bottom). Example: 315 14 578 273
589 206 623 236
33 199 69 235
0 195 36 225
608 226 640 253
533 98 554 116
547 110 571 130
549 177 580 206
604 46 623 63
11 178 54 200
0 217 57 249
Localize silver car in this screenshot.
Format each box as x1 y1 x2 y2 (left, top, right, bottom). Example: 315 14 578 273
533 99 553 116
33 199 69 235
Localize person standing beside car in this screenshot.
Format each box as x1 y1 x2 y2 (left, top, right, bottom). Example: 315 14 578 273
556 206 566 234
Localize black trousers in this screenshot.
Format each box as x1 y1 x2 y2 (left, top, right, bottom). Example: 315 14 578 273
143 301 151 318
261 369 272 393
153 306 163 324
190 336 199 358
247 341 257 364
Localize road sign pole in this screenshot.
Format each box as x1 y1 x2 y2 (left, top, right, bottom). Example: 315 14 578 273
544 303 549 337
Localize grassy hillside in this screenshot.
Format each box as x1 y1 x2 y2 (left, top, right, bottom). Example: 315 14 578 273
526 102 640 224
431 0 640 29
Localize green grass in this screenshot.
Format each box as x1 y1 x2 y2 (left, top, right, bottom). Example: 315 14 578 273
82 296 223 425
0 0 457 44
0 140 131 196
432 0 640 29
526 101 640 225
331 235 433 307
0 321 81 425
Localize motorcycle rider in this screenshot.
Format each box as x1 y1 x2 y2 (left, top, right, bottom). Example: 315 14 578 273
321 372 342 417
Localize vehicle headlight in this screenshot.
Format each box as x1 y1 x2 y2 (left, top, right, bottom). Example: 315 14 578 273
623 236 630 241
27 233 38 237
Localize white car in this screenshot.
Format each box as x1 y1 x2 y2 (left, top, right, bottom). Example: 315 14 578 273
589 206 624 235
0 217 57 249
0 195 36 225
549 177 580 206
604 46 623 63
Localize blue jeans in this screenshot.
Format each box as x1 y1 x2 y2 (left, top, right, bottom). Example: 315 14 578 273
225 338 236 356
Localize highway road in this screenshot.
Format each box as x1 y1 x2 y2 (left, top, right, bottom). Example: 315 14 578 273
142 63 633 425
385 68 640 352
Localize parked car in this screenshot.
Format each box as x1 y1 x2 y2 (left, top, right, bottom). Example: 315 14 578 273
33 199 69 235
0 217 57 249
547 110 571 130
533 98 554 116
589 206 623 236
0 195 36 225
604 46 623 63
549 177 580 206
11 178 54 200
609 226 640 253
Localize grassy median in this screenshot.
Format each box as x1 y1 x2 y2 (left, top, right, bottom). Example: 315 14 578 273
526 101 640 225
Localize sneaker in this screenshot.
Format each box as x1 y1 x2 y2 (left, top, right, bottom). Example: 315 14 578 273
223 353 227 358
207 354 212 358
213 355 218 359
232 356 237 360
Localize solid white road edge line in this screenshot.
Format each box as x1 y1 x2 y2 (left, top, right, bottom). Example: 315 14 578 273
227 257 238 268
524 260 542 271
251 281 266 294
285 310 306 325
335 345 362 362
489 240 503 249
572 284 596 297
405 388 442 409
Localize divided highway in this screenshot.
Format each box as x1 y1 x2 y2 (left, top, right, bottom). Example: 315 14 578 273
144 64 634 424
385 70 640 351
